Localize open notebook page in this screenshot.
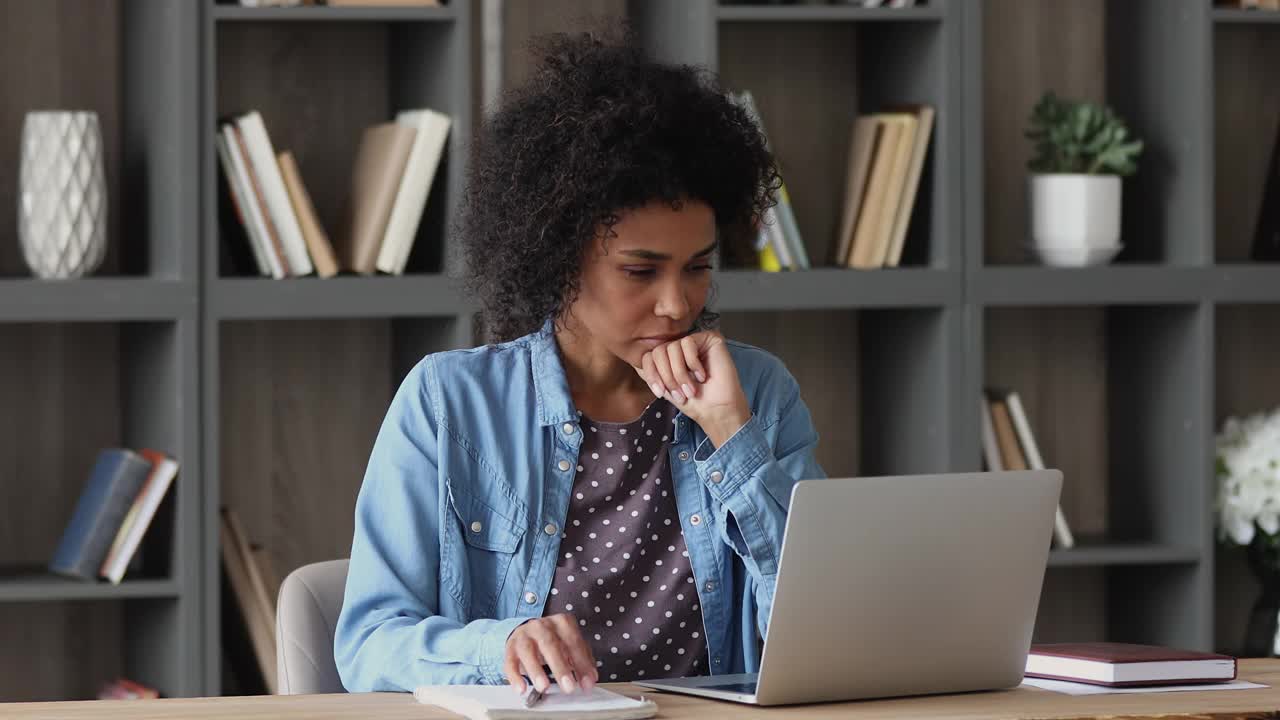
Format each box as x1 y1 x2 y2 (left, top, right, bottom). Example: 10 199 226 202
412 684 658 720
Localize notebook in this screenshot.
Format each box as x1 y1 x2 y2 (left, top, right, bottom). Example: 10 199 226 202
412 685 658 720
1025 642 1238 687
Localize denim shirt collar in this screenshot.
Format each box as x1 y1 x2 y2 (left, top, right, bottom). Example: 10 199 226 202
528 317 690 441
530 317 579 428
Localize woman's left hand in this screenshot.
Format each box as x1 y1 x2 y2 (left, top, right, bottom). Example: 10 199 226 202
634 330 752 449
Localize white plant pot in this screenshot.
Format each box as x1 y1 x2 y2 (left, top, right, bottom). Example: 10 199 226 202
1028 173 1122 267
18 111 108 279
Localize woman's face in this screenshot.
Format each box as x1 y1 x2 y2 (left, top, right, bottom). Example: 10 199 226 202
564 199 717 368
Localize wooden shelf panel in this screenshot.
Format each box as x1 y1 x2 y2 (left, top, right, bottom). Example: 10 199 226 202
211 4 457 22
717 4 944 22
0 569 180 603
0 279 194 322
715 268 959 311
209 275 470 320
1048 542 1203 568
972 266 1210 306
1214 265 1280 303
1213 8 1280 24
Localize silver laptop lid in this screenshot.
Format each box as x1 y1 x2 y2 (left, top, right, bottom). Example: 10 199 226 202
754 470 1062 705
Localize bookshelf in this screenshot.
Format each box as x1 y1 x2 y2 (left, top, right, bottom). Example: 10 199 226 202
2 0 1278 701
0 0 201 702
198 0 475 696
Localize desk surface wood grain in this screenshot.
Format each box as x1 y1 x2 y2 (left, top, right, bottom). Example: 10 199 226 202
4 659 1280 719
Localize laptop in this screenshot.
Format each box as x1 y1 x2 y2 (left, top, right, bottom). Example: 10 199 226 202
634 470 1062 706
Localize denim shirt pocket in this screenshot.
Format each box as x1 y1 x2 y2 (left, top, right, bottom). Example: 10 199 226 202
441 476 529 619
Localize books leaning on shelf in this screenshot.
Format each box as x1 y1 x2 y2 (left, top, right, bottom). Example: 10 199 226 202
729 90 811 272
220 506 281 695
833 105 934 270
981 387 1075 549
215 107 450 278
49 447 180 583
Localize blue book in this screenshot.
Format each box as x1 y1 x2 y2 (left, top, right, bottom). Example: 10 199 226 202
50 449 153 581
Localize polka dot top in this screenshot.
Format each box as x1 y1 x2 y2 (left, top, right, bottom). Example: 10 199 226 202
545 398 708 682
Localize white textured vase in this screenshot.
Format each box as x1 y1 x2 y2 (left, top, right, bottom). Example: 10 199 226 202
18 111 108 279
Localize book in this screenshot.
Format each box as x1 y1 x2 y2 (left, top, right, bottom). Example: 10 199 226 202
50 449 154 581
868 112 918 268
278 151 340 278
732 91 809 270
220 507 278 694
848 115 906 269
214 129 267 276
376 107 452 275
1003 390 1075 549
342 122 419 274
413 684 658 720
833 115 882 267
223 123 288 278
884 104 934 267
1025 643 1237 687
99 449 179 584
236 111 314 276
980 397 1005 472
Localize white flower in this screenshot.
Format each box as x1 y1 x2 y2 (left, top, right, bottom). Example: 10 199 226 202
1216 407 1280 547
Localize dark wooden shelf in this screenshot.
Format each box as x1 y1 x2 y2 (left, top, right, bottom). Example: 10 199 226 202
0 568 181 602
717 4 944 22
208 274 471 320
211 3 457 22
971 266 1209 306
0 278 195 322
714 267 958 311
1213 8 1280 24
1048 542 1203 568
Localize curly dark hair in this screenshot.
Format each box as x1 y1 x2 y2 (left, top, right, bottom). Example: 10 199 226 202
456 27 781 343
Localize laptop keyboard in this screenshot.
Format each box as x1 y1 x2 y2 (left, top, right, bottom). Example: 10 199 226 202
700 681 759 695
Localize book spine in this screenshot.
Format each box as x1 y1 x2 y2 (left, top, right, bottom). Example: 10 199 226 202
1005 391 1075 548
50 450 153 580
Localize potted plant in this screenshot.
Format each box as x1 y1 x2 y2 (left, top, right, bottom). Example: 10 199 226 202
1216 406 1280 656
1024 92 1143 267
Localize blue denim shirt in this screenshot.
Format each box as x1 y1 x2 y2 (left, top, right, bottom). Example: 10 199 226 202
334 319 825 692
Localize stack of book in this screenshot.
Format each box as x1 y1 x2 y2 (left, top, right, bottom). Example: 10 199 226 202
831 105 934 270
49 448 180 584
980 387 1075 549
216 107 451 278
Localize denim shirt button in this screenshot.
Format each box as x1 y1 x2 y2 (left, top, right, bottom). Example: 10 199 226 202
525 592 538 605
557 459 571 471
704 581 715 592
562 423 576 435
470 521 483 533
544 523 558 536
678 450 691 462
690 513 701 526
709 470 723 483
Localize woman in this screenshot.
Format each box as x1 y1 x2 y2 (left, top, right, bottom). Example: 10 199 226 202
333 29 825 695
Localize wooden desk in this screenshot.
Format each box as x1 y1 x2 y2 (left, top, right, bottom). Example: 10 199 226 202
5 660 1280 719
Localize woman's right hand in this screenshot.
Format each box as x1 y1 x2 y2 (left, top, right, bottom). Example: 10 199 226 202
503 613 598 694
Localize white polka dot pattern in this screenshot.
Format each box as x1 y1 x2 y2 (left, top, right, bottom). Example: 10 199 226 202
543 398 707 681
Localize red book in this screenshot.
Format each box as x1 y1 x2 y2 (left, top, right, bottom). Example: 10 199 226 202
1025 642 1237 687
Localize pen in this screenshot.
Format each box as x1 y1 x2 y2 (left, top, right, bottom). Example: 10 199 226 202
524 686 545 708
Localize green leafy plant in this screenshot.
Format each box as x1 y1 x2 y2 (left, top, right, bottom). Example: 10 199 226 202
1025 92 1144 176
